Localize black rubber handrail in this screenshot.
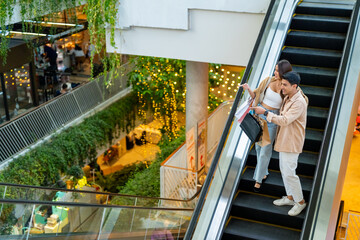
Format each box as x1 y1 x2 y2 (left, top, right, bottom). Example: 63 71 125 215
0 198 194 211
183 1 277 239
301 1 360 239
0 181 200 202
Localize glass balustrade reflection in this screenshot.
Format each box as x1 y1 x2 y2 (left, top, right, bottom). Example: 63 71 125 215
0 201 192 239
0 184 196 209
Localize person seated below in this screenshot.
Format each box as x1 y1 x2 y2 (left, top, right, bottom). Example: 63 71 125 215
60 83 70 94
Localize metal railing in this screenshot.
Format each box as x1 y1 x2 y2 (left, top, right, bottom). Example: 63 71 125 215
0 63 132 164
345 210 360 240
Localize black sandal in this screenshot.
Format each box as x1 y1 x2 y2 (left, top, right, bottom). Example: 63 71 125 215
253 182 261 193
262 175 268 183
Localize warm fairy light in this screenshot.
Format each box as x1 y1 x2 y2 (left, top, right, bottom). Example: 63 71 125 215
222 85 225 87
234 89 237 92
210 69 213 72
221 69 224 72
230 95 233 98
228 87 231 90
216 66 219 69
232 74 235 77
218 91 221 94
223 93 226 96
227 71 230 74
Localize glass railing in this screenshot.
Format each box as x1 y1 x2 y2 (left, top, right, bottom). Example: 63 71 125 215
0 182 198 210
0 198 192 239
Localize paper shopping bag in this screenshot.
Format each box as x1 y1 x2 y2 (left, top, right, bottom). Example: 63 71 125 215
235 98 253 124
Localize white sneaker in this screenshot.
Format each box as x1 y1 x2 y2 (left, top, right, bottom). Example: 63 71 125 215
273 196 295 206
288 202 307 216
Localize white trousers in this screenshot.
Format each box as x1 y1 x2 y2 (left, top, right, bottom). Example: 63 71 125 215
279 152 304 203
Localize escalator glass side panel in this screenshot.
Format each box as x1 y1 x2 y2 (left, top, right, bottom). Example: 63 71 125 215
190 1 302 239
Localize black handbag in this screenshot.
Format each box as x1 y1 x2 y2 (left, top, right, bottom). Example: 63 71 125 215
240 113 263 142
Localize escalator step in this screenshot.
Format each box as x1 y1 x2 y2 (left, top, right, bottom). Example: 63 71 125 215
281 47 342 68
231 192 305 229
295 2 353 17
304 128 324 152
290 14 350 33
293 65 338 88
223 217 300 240
307 106 329 129
247 149 318 176
285 30 346 51
239 168 313 200
301 85 333 108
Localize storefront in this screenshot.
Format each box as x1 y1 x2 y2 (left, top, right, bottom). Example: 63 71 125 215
0 39 36 124
0 6 90 125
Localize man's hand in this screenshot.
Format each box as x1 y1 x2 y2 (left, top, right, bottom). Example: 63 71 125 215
251 106 266 115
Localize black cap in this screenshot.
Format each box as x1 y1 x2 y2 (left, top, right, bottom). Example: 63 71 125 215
282 71 300 86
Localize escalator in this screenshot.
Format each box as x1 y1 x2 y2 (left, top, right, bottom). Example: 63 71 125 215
223 1 354 239
0 182 197 239
186 0 360 239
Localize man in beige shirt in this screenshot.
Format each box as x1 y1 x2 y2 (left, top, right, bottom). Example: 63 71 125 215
252 71 308 216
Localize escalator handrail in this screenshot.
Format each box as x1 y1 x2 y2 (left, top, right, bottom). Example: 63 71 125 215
301 1 360 239
0 181 201 203
183 0 277 238
0 198 194 211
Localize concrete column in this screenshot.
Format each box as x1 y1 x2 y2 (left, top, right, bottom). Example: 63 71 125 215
186 61 208 171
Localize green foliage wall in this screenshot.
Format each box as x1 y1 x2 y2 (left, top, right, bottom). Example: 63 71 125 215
0 93 137 186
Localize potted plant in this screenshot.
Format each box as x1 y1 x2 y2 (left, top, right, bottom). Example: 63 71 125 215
66 165 84 189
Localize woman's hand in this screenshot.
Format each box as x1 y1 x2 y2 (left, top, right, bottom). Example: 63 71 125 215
240 83 250 90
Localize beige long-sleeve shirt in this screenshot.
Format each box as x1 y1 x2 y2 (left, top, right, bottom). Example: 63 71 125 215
266 90 308 153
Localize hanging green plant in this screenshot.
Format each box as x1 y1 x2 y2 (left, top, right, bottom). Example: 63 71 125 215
128 56 186 139
84 0 120 80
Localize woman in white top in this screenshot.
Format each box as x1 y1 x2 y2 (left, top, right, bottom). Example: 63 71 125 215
241 60 292 192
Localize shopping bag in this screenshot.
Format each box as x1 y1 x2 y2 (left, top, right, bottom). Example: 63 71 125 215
240 113 263 142
235 98 253 124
